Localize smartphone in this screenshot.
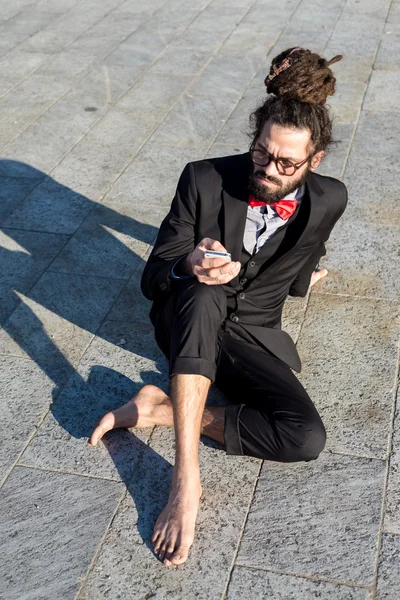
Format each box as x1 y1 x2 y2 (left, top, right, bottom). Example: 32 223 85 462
204 250 232 262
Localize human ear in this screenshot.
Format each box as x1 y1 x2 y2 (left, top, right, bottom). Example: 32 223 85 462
310 151 324 170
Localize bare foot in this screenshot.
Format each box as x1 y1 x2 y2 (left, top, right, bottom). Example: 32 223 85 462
152 473 202 567
88 384 171 446
310 268 328 288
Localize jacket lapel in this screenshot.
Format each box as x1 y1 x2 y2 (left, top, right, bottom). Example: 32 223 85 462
259 171 330 272
220 153 251 284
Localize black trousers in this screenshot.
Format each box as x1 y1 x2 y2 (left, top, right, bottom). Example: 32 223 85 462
151 279 326 462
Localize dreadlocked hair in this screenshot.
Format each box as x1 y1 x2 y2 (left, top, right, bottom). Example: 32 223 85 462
249 47 343 154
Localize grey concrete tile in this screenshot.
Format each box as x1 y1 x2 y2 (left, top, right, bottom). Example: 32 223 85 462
3 97 102 174
375 25 400 70
316 139 350 179
387 0 400 24
241 1 296 30
0 50 50 97
376 533 400 599
0 73 71 148
237 452 385 583
155 94 238 149
169 27 223 52
364 71 400 113
2 177 94 234
219 24 279 56
49 203 161 277
297 295 398 458
112 0 166 16
227 565 370 599
0 159 45 180
104 28 167 67
189 4 248 33
0 272 125 366
81 426 260 599
20 320 168 480
327 82 367 126
281 296 308 344
106 262 152 324
50 109 162 200
206 143 249 158
70 10 143 50
188 55 262 100
342 155 400 224
115 71 191 113
350 111 400 158
384 386 400 533
327 51 373 84
0 356 71 481
0 228 69 325
0 175 40 222
21 0 123 53
102 144 204 208
150 46 211 75
314 210 400 300
139 4 201 35
0 0 34 27
0 466 124 600
0 8 60 52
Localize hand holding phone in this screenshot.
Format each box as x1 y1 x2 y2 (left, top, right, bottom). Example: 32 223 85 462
184 238 240 285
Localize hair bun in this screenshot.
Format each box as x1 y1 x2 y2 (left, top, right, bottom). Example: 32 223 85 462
264 48 343 105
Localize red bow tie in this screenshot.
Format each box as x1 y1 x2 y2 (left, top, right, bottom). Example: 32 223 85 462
248 195 298 220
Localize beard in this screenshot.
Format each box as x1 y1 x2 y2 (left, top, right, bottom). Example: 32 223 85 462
248 167 310 204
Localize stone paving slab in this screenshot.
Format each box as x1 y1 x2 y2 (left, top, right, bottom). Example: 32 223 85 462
0 356 71 482
0 0 399 598
226 565 370 599
0 228 70 324
80 427 260 600
376 533 400 599
236 452 385 584
297 294 399 458
0 466 124 600
19 320 168 480
48 203 160 277
384 384 400 534
0 272 126 366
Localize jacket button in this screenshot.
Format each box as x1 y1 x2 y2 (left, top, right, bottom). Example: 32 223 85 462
231 314 239 323
238 292 245 300
240 278 247 284
249 261 256 267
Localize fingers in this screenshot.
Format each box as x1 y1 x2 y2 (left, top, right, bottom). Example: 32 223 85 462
194 260 241 285
200 238 227 253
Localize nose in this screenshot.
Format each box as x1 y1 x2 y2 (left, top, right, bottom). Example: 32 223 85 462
262 156 280 177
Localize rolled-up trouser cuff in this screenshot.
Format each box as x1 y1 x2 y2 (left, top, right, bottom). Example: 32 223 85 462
224 404 245 455
170 356 217 383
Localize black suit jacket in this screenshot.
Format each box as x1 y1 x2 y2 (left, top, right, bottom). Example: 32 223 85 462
141 153 348 371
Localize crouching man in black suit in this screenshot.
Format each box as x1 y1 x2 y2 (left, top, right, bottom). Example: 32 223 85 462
90 47 347 567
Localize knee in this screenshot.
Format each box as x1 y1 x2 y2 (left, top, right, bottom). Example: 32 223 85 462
295 420 326 462
178 278 226 313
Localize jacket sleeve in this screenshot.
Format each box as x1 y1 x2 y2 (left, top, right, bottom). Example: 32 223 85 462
140 162 198 300
288 242 327 297
289 181 348 297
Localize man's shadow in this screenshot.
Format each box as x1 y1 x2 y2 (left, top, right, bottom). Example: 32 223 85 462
1 159 222 553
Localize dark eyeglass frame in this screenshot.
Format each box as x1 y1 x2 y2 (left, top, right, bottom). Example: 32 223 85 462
250 144 311 176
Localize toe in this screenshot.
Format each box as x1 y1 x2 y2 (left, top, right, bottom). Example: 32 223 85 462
170 545 190 566
88 413 115 446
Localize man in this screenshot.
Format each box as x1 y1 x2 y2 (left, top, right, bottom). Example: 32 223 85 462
89 47 347 568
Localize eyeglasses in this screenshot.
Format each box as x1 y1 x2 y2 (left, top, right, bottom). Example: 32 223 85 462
250 146 311 176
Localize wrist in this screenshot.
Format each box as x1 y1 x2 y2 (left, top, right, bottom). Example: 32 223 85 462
175 254 193 277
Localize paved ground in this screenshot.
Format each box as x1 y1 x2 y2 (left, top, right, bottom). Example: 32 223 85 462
0 0 399 598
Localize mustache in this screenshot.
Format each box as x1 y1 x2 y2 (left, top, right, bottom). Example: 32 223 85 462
253 170 281 186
